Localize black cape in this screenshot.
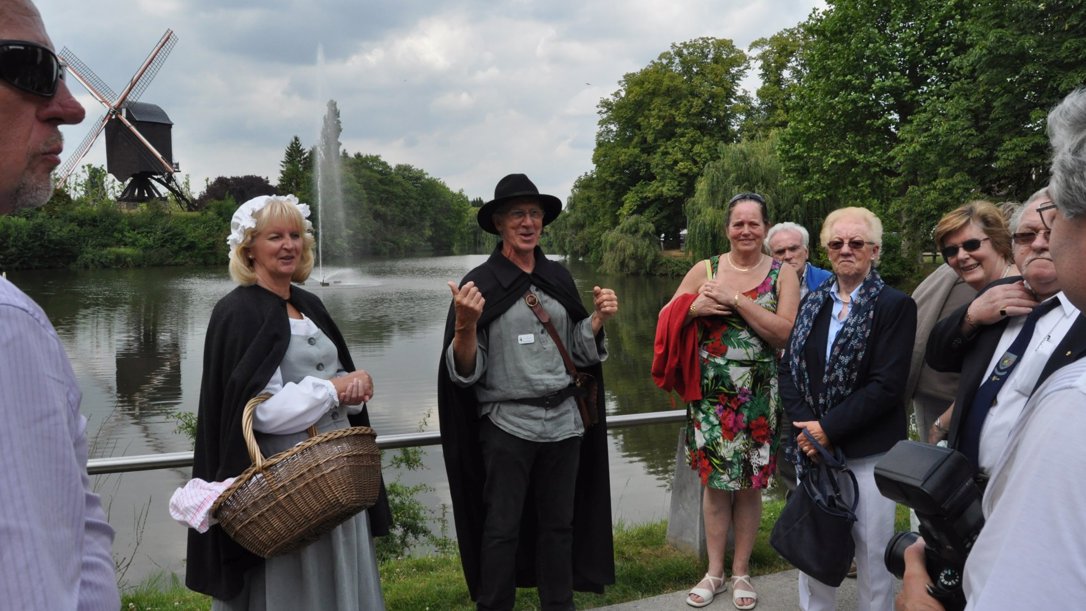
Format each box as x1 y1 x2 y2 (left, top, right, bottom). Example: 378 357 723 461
437 244 615 600
185 283 392 600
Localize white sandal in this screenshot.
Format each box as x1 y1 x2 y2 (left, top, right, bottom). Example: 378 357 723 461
685 573 726 608
731 574 757 610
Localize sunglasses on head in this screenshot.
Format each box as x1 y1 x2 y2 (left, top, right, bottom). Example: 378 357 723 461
826 238 873 251
940 237 989 262
727 192 766 207
0 40 64 98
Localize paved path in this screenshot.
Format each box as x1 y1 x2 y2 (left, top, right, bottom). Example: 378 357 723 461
594 569 876 610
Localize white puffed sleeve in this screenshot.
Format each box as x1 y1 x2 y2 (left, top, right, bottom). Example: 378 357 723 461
251 367 339 434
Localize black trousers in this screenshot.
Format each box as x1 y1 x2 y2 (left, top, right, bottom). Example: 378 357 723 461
476 417 581 611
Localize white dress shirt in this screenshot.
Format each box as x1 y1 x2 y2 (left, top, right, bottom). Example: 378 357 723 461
976 292 1079 472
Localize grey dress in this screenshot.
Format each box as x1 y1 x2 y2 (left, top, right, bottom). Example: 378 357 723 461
213 324 385 611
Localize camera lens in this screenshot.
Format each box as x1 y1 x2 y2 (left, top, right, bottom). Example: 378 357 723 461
884 531 919 578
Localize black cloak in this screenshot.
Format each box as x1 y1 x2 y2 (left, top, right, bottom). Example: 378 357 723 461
185 283 392 600
437 244 615 600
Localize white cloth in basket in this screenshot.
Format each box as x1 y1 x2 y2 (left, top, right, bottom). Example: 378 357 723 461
169 477 236 533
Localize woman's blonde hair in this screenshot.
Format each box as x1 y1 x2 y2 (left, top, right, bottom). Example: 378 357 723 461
931 200 1013 262
228 197 316 285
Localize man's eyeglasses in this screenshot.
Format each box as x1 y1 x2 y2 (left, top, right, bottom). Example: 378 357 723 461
1036 201 1057 231
0 40 64 98
727 192 766 207
504 208 545 222
826 238 874 251
1011 229 1051 246
940 237 990 262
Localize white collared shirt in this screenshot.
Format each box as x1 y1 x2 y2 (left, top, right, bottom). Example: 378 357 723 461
824 281 861 362
977 291 1080 472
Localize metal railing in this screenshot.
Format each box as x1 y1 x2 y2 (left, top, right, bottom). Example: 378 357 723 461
87 409 686 475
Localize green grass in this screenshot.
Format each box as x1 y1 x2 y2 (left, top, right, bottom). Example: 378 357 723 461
122 501 916 610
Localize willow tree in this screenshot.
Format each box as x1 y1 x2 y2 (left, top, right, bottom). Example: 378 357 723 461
686 135 808 262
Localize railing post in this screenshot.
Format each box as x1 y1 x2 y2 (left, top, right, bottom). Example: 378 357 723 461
665 426 707 560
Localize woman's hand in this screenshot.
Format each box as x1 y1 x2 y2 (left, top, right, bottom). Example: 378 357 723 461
965 280 1038 329
793 420 831 458
333 370 373 405
694 279 736 317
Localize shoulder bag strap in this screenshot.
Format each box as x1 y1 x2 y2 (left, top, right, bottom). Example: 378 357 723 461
524 290 578 376
800 430 860 517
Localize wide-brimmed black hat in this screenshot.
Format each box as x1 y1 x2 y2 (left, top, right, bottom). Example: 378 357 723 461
477 173 563 234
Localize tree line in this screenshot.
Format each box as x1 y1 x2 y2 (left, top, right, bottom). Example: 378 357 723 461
4 0 1082 279
547 0 1086 284
0 101 495 270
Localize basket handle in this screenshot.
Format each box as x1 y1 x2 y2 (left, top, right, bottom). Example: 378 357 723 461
241 394 319 470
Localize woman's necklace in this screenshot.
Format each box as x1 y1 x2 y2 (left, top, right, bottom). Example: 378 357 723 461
727 252 760 272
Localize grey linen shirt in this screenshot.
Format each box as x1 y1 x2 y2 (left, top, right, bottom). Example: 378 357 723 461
445 284 607 442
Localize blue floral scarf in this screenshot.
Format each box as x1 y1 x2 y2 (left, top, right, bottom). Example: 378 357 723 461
787 267 886 419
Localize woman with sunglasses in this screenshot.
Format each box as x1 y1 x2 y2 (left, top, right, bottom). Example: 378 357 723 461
778 207 916 611
921 201 1018 443
655 192 799 609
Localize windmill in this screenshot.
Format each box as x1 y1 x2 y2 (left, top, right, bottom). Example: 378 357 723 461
57 29 193 210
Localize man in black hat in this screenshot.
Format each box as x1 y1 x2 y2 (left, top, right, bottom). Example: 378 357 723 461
438 173 618 610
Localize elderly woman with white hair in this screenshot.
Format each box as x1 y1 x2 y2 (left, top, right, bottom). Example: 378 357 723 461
778 207 916 611
186 195 392 610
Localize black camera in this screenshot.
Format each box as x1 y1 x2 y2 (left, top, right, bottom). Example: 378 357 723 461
874 440 985 611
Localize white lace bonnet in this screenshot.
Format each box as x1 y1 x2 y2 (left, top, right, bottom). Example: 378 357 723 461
226 194 312 254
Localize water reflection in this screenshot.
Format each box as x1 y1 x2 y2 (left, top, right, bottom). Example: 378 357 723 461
8 257 683 584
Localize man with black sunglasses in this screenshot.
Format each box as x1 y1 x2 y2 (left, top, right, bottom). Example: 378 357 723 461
0 1 118 609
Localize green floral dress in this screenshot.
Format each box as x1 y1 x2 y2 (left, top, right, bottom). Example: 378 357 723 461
685 255 782 491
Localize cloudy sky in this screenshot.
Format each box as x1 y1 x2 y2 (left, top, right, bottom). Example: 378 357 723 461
38 0 823 205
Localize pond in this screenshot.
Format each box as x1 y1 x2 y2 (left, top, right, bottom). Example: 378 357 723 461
8 255 686 586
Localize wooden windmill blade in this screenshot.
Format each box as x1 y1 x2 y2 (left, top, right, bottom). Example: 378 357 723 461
56 29 179 187
56 113 109 184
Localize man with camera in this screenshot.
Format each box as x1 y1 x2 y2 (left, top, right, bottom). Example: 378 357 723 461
897 88 1086 610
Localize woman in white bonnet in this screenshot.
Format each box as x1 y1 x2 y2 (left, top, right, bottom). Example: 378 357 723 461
186 194 392 609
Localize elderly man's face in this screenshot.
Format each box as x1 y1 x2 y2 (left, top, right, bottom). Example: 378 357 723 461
494 198 544 256
768 229 809 276
1011 198 1059 299
0 0 85 214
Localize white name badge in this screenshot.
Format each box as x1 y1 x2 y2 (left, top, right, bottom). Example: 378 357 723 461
518 334 536 345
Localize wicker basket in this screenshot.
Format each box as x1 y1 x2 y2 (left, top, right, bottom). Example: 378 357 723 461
211 394 382 558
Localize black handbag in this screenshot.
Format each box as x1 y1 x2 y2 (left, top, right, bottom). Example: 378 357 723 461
769 430 859 587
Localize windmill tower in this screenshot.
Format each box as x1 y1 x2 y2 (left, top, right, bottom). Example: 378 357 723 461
57 30 193 210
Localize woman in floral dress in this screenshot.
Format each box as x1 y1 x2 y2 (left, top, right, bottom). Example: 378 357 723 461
657 193 799 609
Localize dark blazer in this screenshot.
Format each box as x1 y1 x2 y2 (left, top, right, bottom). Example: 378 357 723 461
926 278 1086 452
779 286 917 459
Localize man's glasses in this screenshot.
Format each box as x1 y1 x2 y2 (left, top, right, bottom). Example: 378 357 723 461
1011 229 1051 246
504 208 544 222
0 40 64 98
727 192 766 207
826 238 874 251
1011 201 1058 246
1036 201 1056 231
940 237 990 262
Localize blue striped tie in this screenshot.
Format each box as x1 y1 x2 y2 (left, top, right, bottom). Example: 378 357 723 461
959 296 1060 467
